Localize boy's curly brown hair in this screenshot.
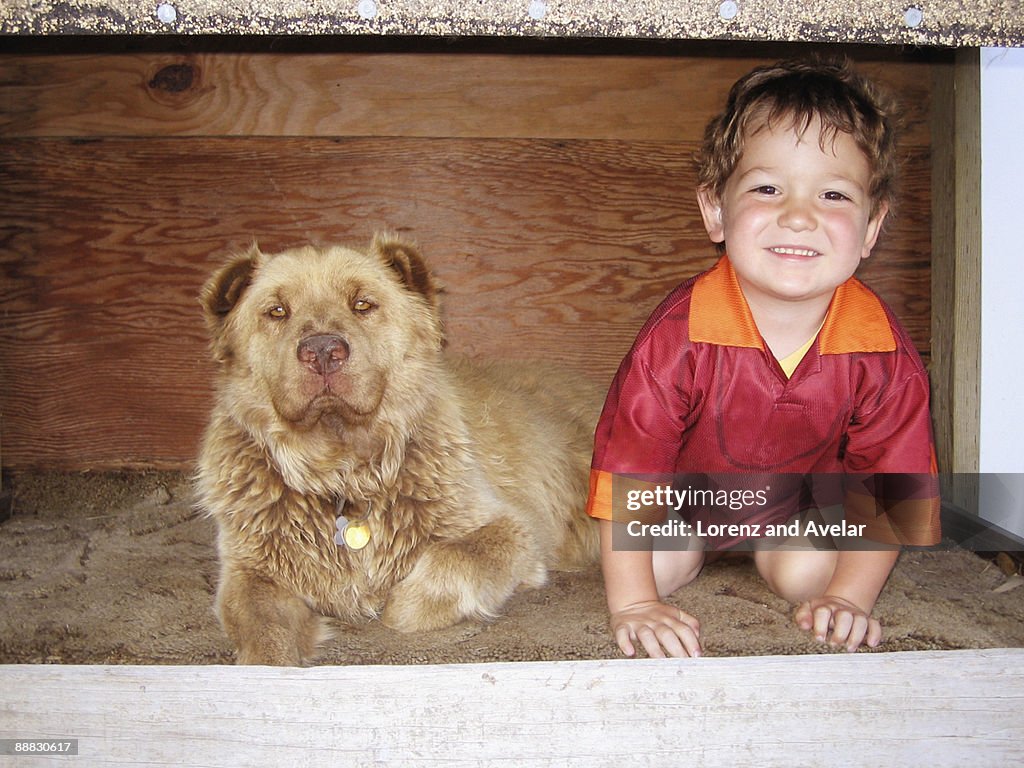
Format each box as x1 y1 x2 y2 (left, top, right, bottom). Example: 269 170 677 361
695 57 902 219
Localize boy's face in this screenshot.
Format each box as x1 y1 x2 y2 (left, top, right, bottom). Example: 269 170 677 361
697 117 888 312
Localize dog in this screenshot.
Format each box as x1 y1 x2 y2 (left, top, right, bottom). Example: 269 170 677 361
196 234 601 665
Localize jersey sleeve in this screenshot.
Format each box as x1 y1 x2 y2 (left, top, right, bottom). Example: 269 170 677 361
843 348 941 546
587 299 693 522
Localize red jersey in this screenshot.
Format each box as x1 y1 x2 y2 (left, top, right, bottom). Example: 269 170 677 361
587 256 940 547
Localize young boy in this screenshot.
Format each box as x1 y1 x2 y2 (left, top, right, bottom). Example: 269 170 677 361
587 58 940 659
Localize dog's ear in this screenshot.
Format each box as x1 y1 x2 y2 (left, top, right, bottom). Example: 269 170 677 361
201 244 261 330
370 233 440 306
200 244 263 363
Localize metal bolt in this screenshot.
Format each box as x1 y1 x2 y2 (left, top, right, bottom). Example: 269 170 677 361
358 0 377 20
719 1 739 21
156 2 177 24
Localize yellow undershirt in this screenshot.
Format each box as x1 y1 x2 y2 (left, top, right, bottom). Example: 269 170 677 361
777 333 818 378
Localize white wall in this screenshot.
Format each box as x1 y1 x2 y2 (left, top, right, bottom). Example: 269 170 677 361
979 47 1024 535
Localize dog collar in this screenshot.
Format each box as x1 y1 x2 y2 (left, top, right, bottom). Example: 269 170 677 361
334 499 371 550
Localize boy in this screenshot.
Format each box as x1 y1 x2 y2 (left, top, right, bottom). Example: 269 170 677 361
587 58 940 658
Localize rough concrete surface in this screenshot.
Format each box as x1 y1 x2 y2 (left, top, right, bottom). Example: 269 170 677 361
1 0 1022 47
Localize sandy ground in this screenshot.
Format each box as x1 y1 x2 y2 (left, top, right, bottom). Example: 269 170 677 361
1 471 1022 666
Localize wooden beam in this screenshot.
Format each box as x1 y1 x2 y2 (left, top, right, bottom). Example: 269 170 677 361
0 52 934 143
1 650 1022 765
930 49 982 511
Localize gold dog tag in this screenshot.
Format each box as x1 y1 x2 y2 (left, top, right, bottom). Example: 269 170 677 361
334 501 371 551
343 520 371 550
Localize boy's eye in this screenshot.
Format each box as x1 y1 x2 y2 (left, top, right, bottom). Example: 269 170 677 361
823 190 851 202
752 185 779 195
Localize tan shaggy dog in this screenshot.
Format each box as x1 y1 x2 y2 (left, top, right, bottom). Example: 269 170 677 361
197 234 601 665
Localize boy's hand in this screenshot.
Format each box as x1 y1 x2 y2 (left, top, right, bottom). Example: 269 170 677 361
794 595 882 652
610 600 702 658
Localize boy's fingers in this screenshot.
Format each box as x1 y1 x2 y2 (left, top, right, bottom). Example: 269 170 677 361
636 626 667 659
795 602 882 652
866 618 883 648
654 625 687 659
611 605 703 659
794 602 813 630
661 614 702 657
615 619 701 659
678 610 701 638
677 624 702 658
830 611 854 646
841 614 868 652
812 605 833 642
614 626 637 658
661 620 701 658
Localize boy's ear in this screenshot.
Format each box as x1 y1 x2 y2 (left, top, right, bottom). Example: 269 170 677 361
860 201 890 260
696 186 726 244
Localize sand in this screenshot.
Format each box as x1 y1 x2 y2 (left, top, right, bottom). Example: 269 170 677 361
1 471 1022 666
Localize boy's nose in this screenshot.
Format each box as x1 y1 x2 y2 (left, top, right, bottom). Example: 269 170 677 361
778 198 817 231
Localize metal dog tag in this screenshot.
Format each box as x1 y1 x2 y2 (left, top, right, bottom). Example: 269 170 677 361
342 519 371 550
334 515 349 547
334 501 371 550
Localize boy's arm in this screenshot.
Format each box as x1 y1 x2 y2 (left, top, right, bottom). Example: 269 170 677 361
794 547 899 652
600 519 702 658
813 335 938 650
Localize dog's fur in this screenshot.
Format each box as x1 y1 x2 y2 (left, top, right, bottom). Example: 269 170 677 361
196 234 600 665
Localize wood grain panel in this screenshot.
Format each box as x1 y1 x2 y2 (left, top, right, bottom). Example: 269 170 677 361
929 52 982 494
0 135 931 469
2 651 1022 765
0 52 933 143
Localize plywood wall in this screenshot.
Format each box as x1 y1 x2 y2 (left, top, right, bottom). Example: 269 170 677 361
0 43 938 470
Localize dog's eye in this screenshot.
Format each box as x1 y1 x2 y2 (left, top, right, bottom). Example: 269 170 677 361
352 298 375 313
267 305 289 320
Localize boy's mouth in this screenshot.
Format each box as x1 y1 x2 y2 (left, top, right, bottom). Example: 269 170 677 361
770 246 821 258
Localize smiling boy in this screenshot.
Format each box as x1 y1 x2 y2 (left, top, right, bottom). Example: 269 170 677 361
587 58 940 658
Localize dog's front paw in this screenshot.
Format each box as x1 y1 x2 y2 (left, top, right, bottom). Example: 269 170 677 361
217 568 330 665
381 519 546 632
382 582 462 633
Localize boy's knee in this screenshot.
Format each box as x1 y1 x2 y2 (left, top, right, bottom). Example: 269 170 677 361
652 550 705 597
755 550 836 603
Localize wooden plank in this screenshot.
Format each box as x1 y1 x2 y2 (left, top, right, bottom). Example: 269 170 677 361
930 51 982 490
1 650 1022 766
930 60 955 474
0 52 934 143
0 50 937 470
0 135 933 469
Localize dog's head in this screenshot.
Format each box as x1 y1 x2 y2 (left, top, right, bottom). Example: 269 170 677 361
201 233 444 434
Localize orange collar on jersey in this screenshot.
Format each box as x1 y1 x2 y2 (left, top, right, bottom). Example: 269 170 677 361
688 256 895 354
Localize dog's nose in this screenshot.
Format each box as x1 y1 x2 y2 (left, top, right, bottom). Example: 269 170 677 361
297 334 350 375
